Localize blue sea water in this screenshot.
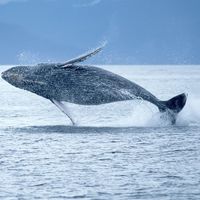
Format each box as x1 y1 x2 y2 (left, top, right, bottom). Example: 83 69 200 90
0 65 200 199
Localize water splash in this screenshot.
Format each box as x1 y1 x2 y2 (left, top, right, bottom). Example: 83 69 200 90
60 94 200 127
61 100 169 127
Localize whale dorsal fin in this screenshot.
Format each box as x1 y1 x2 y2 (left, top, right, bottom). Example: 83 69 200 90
61 43 106 67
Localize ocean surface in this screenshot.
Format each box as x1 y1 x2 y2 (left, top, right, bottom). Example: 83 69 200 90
0 65 200 200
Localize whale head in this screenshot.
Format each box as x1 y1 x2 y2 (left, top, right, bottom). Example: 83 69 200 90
1 66 32 89
1 65 55 98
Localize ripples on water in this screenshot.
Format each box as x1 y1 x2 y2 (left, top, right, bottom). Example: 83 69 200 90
0 65 200 199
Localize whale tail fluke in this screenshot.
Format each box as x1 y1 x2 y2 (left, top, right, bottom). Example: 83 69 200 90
162 93 187 113
158 93 187 124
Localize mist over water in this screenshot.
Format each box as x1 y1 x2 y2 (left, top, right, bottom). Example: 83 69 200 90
0 65 200 199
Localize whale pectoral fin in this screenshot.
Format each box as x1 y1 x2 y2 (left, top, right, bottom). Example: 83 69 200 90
51 99 76 126
61 43 106 67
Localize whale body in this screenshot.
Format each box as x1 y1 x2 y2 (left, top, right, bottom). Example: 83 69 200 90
1 46 187 125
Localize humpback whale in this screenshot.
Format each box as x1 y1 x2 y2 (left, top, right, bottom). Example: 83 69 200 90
1 45 187 125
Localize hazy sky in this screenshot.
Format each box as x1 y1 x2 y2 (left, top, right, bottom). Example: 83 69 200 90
0 0 199 64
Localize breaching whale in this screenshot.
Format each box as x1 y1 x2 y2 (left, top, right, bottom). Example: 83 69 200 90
1 45 187 125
